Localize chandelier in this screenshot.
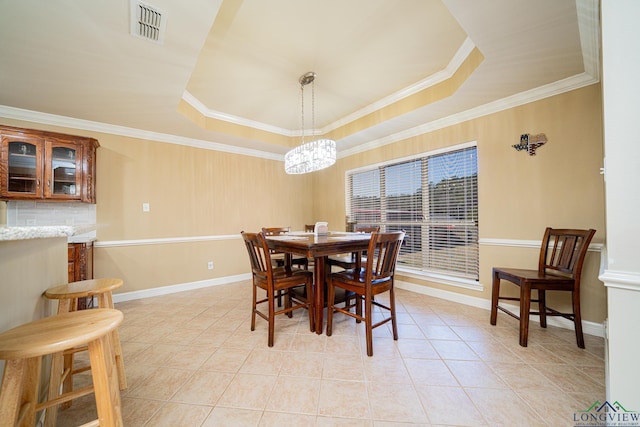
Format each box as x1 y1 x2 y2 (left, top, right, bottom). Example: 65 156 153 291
284 72 336 174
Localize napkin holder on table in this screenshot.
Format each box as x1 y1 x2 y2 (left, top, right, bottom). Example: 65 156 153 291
314 222 328 236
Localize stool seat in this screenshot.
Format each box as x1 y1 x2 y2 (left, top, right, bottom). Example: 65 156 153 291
0 309 124 427
0 309 123 360
44 278 123 302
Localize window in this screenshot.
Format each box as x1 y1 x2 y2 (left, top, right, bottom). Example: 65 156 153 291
347 143 478 280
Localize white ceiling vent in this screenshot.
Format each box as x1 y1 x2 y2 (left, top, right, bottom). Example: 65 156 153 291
130 0 167 44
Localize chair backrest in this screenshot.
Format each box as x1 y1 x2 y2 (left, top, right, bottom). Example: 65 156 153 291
241 231 273 278
304 224 315 232
538 228 596 281
364 231 405 285
262 227 290 236
355 225 380 233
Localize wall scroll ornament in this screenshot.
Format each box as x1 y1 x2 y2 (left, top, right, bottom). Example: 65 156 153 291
512 133 547 156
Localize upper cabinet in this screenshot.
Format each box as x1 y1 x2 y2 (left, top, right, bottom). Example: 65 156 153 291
0 125 99 203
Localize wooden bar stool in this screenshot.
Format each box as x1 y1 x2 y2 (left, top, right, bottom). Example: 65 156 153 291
43 278 127 414
0 309 124 427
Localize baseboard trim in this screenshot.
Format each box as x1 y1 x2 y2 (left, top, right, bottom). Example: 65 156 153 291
112 273 251 303
396 279 605 338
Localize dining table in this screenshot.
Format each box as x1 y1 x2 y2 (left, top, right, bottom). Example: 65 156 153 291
265 231 372 334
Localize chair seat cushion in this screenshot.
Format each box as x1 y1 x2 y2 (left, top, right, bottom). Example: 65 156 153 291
493 267 574 288
330 268 391 290
254 267 313 288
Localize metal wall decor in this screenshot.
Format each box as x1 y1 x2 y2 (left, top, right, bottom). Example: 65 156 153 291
513 133 547 156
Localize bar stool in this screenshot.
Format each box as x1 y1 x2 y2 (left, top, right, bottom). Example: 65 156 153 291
43 278 127 414
0 309 124 427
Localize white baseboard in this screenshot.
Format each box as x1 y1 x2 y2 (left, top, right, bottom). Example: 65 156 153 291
112 273 251 303
396 279 605 338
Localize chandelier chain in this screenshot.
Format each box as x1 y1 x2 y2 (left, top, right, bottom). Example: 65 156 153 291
300 82 305 144
311 79 315 136
285 71 336 174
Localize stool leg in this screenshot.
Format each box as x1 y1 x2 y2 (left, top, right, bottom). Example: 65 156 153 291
45 351 65 427
56 297 76 410
0 357 40 427
111 329 127 390
19 357 40 427
98 291 127 390
0 359 25 426
88 334 123 427
60 351 75 409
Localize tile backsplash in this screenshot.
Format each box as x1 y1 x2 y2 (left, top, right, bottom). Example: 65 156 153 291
6 201 96 228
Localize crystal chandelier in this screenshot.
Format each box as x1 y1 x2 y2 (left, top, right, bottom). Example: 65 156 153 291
284 72 336 174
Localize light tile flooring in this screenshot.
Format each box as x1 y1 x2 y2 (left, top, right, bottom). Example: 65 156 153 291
56 281 606 426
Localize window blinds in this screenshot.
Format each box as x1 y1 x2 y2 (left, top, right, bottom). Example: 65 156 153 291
348 145 478 279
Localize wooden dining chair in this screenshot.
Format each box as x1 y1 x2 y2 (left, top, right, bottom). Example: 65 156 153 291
304 224 315 232
490 227 596 348
327 225 380 270
241 231 314 346
326 230 405 356
262 226 310 306
262 226 308 269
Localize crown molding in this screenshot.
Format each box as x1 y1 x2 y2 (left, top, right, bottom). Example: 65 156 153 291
577 0 601 80
181 38 477 137
0 104 281 161
338 71 599 159
0 70 598 164
181 91 295 137
323 38 477 134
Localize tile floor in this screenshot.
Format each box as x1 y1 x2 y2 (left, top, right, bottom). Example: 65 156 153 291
56 280 606 426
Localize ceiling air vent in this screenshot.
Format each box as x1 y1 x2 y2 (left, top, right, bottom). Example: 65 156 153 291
130 0 166 44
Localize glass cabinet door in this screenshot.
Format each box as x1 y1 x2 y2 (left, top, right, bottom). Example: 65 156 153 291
46 142 82 198
6 139 42 196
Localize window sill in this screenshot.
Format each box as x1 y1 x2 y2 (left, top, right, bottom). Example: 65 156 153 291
396 267 483 292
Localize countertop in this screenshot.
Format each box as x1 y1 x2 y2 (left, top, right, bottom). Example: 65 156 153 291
0 225 98 242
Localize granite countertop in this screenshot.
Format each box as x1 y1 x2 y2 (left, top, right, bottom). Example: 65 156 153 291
0 225 98 242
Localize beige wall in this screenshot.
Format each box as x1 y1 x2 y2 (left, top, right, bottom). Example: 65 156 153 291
0 83 606 324
314 84 606 323
0 237 65 375
92 135 315 291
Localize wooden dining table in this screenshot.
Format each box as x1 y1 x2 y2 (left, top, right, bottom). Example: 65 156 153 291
265 232 372 334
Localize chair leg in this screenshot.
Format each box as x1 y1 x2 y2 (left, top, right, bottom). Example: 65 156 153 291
573 290 585 349
538 290 547 328
268 289 275 347
326 280 335 337
490 271 500 325
364 293 374 356
389 286 398 341
285 289 293 318
519 284 531 347
251 283 257 332
306 280 314 332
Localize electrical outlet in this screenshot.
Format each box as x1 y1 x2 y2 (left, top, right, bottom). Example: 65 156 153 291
142 203 150 212
207 261 214 270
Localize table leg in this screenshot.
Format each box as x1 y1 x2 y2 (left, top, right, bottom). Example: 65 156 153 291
314 256 325 334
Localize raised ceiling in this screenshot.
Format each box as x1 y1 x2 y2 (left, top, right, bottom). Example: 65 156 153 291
0 0 599 159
